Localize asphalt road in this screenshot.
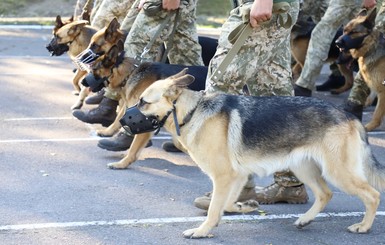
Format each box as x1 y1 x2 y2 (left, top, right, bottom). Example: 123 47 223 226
0 26 385 245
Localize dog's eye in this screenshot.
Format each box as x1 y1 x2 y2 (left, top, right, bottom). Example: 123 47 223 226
139 98 149 107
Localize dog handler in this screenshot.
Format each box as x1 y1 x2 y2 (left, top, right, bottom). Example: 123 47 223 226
194 0 309 209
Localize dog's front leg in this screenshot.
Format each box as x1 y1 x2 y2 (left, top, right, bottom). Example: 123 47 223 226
365 92 385 131
183 174 235 239
107 132 152 169
97 99 126 136
71 85 89 110
71 69 87 94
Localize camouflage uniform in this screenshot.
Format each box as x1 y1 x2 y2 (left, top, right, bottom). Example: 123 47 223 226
74 0 89 20
347 0 385 105
301 0 329 23
205 0 302 188
124 0 204 66
295 0 362 91
91 0 135 29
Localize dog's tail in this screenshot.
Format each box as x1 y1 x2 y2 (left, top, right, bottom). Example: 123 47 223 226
359 124 385 190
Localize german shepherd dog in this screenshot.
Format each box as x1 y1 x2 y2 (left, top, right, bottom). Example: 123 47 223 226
46 15 98 109
291 13 355 94
336 8 385 131
86 43 207 168
123 69 385 238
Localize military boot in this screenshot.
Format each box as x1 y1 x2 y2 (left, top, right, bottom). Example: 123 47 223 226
253 183 308 204
85 88 105 105
72 97 118 127
343 100 363 121
98 131 152 151
194 186 258 211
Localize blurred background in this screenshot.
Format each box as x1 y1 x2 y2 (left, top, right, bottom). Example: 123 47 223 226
0 0 232 27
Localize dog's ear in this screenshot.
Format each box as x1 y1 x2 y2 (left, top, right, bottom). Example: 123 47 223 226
163 74 195 99
55 15 64 29
69 15 74 22
168 68 189 79
364 7 377 28
102 45 120 67
67 21 88 36
357 8 368 17
173 74 195 88
116 39 124 52
105 18 121 42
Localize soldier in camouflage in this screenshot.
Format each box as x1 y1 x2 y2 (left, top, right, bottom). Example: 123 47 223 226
194 0 307 210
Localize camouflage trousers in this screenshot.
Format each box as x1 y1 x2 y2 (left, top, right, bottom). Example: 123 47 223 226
124 0 203 66
206 1 302 188
91 0 135 29
301 0 329 24
74 0 89 20
205 1 299 96
296 0 362 90
348 1 385 105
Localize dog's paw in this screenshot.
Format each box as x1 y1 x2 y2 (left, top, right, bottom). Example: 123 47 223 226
182 228 211 239
348 223 370 233
234 200 259 213
71 103 83 110
294 218 312 229
107 162 129 170
97 129 114 137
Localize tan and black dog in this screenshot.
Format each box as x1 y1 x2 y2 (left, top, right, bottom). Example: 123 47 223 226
46 15 98 109
337 8 385 131
291 14 355 94
123 69 385 238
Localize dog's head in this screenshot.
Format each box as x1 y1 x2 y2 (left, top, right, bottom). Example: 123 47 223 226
46 18 88 56
82 40 137 91
336 8 377 53
119 69 195 135
76 18 126 65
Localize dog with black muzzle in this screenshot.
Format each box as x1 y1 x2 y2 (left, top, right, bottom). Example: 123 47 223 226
46 16 98 109
83 41 207 169
336 8 385 131
121 68 385 238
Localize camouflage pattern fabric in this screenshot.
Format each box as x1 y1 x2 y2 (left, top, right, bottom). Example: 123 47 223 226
124 0 204 66
205 1 299 96
74 0 89 20
91 0 135 29
295 0 362 90
301 0 329 24
120 2 141 32
90 0 104 24
205 1 302 187
348 1 385 105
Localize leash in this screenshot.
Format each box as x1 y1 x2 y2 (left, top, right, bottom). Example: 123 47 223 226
210 2 293 83
135 9 180 64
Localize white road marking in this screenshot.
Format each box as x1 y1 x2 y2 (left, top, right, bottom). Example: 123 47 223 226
4 117 74 121
1 211 384 231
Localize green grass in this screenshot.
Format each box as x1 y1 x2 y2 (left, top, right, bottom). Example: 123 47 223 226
0 0 43 16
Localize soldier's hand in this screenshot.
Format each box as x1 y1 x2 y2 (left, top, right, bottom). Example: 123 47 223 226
362 0 376 8
162 0 181 10
249 0 273 28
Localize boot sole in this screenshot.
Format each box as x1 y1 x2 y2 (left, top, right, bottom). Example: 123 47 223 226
97 140 153 151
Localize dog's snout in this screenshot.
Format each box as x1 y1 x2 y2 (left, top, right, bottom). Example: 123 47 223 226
335 37 345 50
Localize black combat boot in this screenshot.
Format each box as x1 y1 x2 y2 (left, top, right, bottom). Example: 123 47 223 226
72 96 118 127
98 131 152 151
294 84 312 97
342 100 363 121
85 88 105 105
316 74 345 91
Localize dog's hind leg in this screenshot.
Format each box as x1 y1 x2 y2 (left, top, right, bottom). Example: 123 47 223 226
291 161 333 229
330 64 354 94
365 91 385 131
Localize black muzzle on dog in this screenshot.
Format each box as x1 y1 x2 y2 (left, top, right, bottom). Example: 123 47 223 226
46 36 69 56
120 106 163 135
335 34 368 51
81 73 108 92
